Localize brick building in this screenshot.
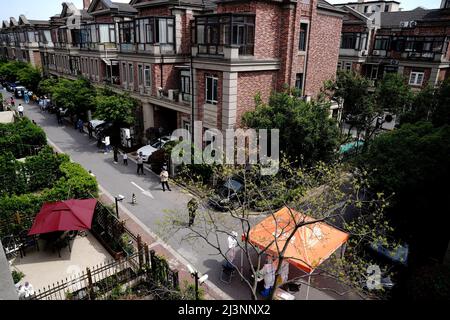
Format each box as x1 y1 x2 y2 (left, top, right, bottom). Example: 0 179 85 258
1 0 345 144
336 0 450 89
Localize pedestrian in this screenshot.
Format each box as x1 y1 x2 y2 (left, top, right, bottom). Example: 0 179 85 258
160 167 171 192
24 91 30 104
17 104 24 117
103 136 111 154
87 122 93 138
113 146 119 164
224 231 239 269
123 152 128 166
78 119 84 133
136 152 145 175
10 96 15 107
56 108 62 125
260 256 276 298
187 198 198 227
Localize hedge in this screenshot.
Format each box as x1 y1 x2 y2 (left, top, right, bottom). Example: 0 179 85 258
0 147 69 197
0 118 47 158
0 159 98 237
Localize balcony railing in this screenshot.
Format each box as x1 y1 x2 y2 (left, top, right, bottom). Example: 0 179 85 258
119 43 174 55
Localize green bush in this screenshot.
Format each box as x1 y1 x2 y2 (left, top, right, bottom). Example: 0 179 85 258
0 118 47 158
0 159 98 237
11 270 25 284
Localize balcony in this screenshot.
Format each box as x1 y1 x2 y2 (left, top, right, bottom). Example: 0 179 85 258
80 42 117 51
339 48 369 58
119 43 174 55
192 13 255 58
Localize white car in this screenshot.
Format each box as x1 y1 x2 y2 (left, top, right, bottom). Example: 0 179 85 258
137 136 177 163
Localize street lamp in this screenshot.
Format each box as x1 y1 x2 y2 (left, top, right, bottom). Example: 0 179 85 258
114 194 125 218
187 264 208 300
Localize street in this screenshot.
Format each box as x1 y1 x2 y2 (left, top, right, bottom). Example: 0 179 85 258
5 91 360 300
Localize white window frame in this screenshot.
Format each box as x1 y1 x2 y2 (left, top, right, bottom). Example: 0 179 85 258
345 62 352 71
144 65 151 90
409 71 424 86
205 75 218 105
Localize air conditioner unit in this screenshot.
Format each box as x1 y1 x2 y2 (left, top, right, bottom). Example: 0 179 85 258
409 21 417 28
373 50 381 56
361 50 368 56
168 89 179 101
400 21 410 28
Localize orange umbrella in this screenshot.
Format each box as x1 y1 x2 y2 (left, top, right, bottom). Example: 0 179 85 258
246 207 349 273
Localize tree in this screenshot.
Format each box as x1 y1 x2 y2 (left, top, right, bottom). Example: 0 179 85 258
242 90 340 166
37 77 58 96
324 71 381 143
400 84 436 125
51 77 95 116
94 89 136 126
359 122 450 262
432 78 450 127
16 65 42 91
158 160 395 300
375 73 413 115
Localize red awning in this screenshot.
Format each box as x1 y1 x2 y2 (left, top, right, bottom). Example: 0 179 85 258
28 199 97 236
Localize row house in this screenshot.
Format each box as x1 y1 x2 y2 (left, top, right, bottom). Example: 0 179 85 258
2 0 345 145
336 0 450 89
112 0 345 141
0 15 51 67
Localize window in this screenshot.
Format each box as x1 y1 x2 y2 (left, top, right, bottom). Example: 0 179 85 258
364 6 368 13
345 62 352 71
119 21 134 43
385 5 390 12
128 64 134 84
183 120 191 133
374 36 390 50
409 72 424 86
205 75 218 105
337 61 342 71
138 65 143 86
195 14 255 55
122 63 127 83
181 70 191 102
144 66 151 87
295 73 304 94
299 23 308 51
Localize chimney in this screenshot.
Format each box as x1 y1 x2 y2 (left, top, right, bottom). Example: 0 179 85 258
83 0 92 10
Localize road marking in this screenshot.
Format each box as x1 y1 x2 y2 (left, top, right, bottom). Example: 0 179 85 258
131 181 154 199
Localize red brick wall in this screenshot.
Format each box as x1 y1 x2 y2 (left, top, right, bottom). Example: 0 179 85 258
181 12 193 54
237 71 276 127
152 64 178 94
32 50 42 68
195 70 223 129
217 1 280 59
305 10 343 97
138 6 171 17
94 15 114 23
403 66 432 88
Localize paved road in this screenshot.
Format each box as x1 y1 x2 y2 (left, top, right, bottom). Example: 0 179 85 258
5 90 361 300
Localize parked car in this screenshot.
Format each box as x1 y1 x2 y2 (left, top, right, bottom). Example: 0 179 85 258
208 178 244 211
5 81 17 92
94 121 113 136
14 86 26 98
137 136 177 163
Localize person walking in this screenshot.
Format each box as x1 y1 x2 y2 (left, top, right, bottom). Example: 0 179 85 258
104 136 111 154
123 152 128 166
17 104 24 117
136 152 145 175
78 119 84 133
160 167 171 192
10 96 15 107
187 198 198 227
87 122 93 139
